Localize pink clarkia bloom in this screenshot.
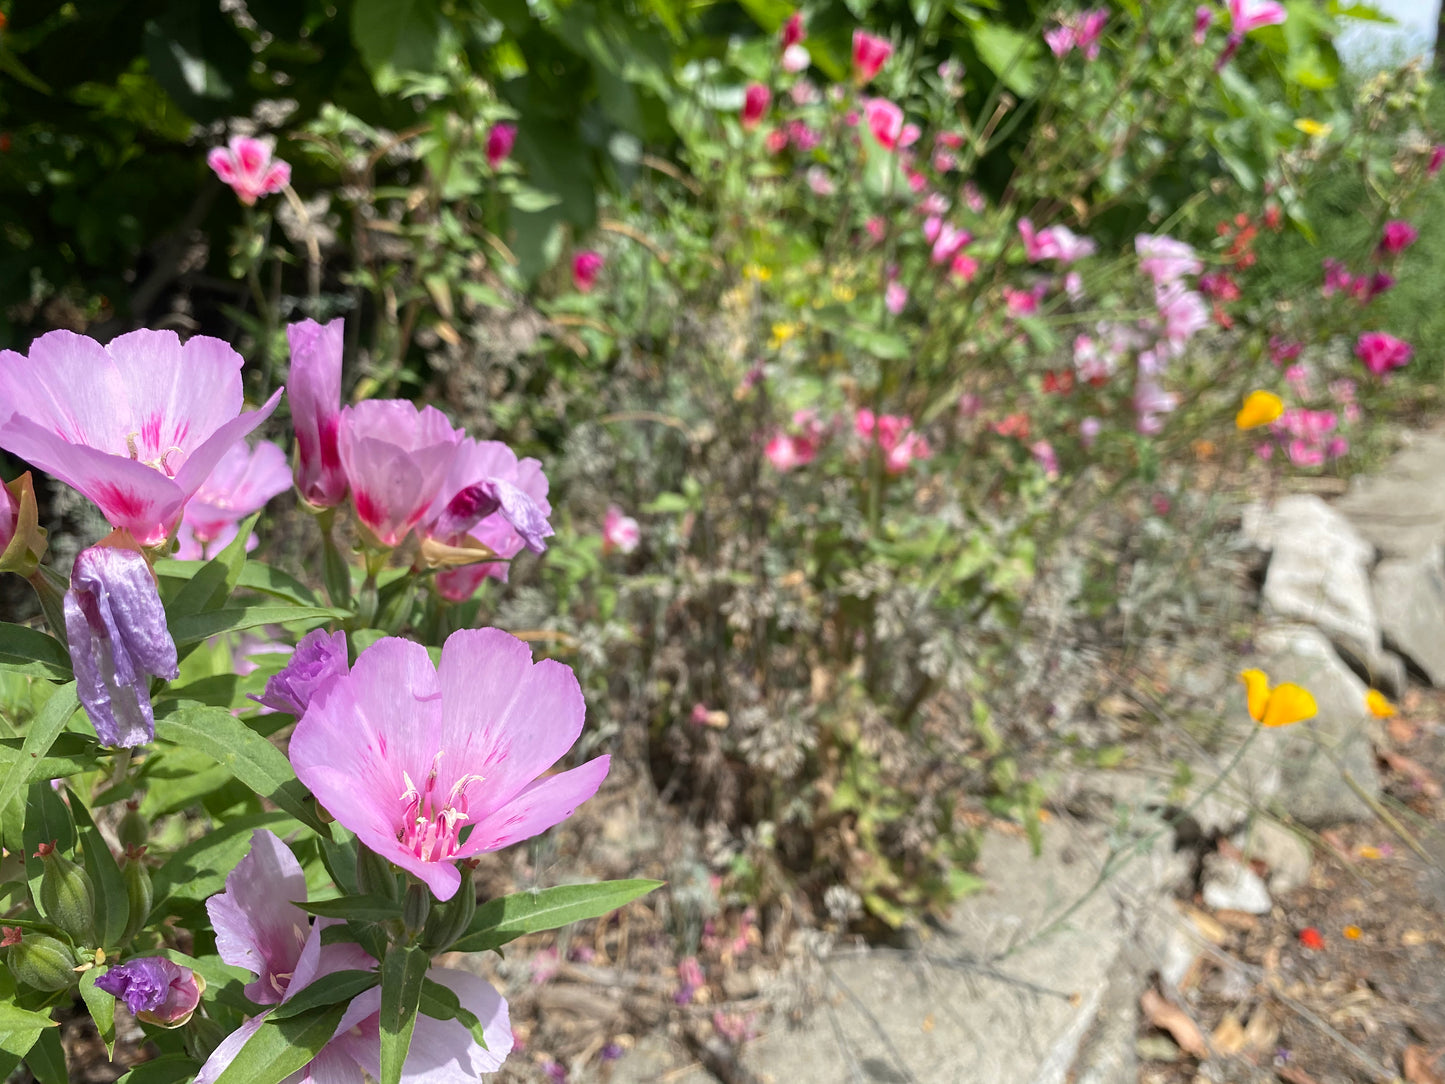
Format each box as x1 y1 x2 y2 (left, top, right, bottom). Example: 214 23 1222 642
1134 370 1178 435
1285 363 1310 397
1326 436 1349 459
252 628 349 717
1004 284 1046 316
951 253 979 283
1430 145 1445 177
1075 9 1108 58
791 79 819 105
199 830 511 1083
852 30 893 83
765 128 789 155
337 400 461 548
573 250 605 293
172 521 249 562
1377 220 1419 257
781 11 805 48
742 83 771 129
934 149 959 172
1359 271 1395 300
1155 281 1209 356
0 481 15 555
1288 439 1324 468
1044 25 1076 57
1031 441 1060 479
1073 334 1114 382
1021 219 1097 264
1135 234 1200 285
931 223 972 265
963 182 986 214
1228 0 1287 34
919 192 950 217
1269 336 1302 365
1322 257 1354 298
289 630 611 901
886 281 908 315
1194 5 1213 44
863 98 908 150
883 433 930 474
96 958 202 1028
765 433 813 471
1065 271 1085 301
603 505 641 555
180 439 290 550
1355 331 1413 376
1080 416 1101 448
782 43 811 72
864 217 886 243
285 318 348 509
0 330 283 546
807 166 835 196
486 122 517 169
434 448 551 599
206 136 290 206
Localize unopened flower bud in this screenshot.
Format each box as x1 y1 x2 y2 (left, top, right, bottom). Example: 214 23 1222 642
422 863 476 953
7 932 79 991
356 844 399 902
37 843 96 946
117 803 148 851
121 852 153 946
0 472 47 576
402 881 431 936
95 957 204 1028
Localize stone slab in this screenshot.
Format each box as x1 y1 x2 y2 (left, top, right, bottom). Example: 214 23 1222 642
1335 429 1445 559
1373 546 1445 686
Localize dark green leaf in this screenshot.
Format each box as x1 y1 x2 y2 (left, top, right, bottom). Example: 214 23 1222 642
24 1024 66 1084
212 1000 351 1084
169 605 347 648
114 1054 200 1084
378 943 429 1084
79 970 116 1059
298 897 402 923
0 683 79 843
0 624 72 681
451 880 663 954
69 791 128 949
268 970 378 1020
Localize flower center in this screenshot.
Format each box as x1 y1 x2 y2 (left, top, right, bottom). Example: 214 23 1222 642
125 434 184 478
396 754 484 862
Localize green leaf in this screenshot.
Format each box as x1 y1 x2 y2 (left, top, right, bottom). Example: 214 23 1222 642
114 1054 200 1084
0 624 72 681
24 1024 66 1084
351 0 443 78
69 791 128 949
450 880 663 954
298 897 402 923
79 970 116 1059
418 979 488 1049
269 970 379 1020
0 1004 57 1062
149 811 299 914
0 682 79 842
0 735 104 789
964 17 1039 97
22 780 78 918
169 605 348 648
152 704 326 834
157 559 319 607
164 513 258 621
378 943 429 1084
212 1001 352 1084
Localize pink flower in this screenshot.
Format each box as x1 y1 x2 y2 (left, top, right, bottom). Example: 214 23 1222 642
573 250 605 293
864 217 886 243
742 83 771 129
1377 220 1418 257
603 505 641 555
1020 219 1096 263
950 253 979 282
1080 416 1101 448
1269 336 1302 365
782 43 811 73
1004 284 1046 316
337 400 461 548
781 11 806 47
1355 331 1413 376
963 182 986 213
863 98 910 150
1073 334 1114 382
1136 234 1200 285
64 541 178 747
486 122 517 169
765 433 813 471
1031 440 1060 479
252 628 349 717
886 281 908 315
1228 0 1287 34
286 318 348 509
852 30 893 83
765 128 790 155
806 166 835 196
1134 370 1178 435
180 439 291 550
289 631 610 901
1194 5 1214 44
1075 9 1108 58
1155 281 1209 356
199 830 511 1082
1322 257 1354 298
0 480 15 556
96 958 202 1028
422 437 553 582
931 223 972 265
883 433 930 474
1429 145 1445 177
206 136 290 206
1044 26 1076 57
0 330 283 546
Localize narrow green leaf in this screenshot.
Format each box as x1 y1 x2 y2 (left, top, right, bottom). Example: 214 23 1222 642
149 811 299 914
0 624 72 680
0 682 79 840
69 791 128 949
212 1001 351 1084
22 780 78 919
79 970 116 1059
0 735 103 787
169 605 348 648
113 1054 200 1084
157 559 320 607
298 897 401 923
450 880 663 954
268 970 378 1020
24 1024 67 1084
378 943 429 1084
419 979 487 1050
164 514 257 622
152 704 326 834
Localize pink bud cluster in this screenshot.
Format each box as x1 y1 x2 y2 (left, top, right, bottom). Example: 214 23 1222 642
855 409 931 474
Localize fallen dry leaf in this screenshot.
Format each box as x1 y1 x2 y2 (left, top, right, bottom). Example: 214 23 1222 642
1214 909 1259 932
1241 1005 1279 1055
1406 1045 1445 1084
1181 904 1229 945
1141 988 1208 1060
1402 929 1429 947
1210 1013 1246 1055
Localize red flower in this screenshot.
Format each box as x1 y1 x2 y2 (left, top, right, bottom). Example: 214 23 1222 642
1298 927 1324 950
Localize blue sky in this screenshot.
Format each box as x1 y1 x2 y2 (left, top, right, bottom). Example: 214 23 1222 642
1336 0 1439 67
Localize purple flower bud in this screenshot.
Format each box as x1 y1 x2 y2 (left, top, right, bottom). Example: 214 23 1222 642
96 957 203 1027
64 542 179 748
251 628 348 717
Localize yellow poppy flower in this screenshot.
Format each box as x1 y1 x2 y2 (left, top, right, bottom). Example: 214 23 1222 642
1239 668 1318 728
1235 390 1284 430
1365 689 1396 718
1294 118 1331 138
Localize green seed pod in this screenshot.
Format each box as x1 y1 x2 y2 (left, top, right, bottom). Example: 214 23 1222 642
422 865 476 954
401 882 430 938
355 845 399 902
7 934 78 992
120 855 153 946
37 845 96 946
116 805 148 851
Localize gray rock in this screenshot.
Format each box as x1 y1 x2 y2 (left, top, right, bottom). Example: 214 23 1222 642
1335 429 1445 559
1374 545 1445 686
1234 820 1313 896
1252 624 1380 825
1070 955 1139 1084
1201 853 1272 914
1245 496 1394 688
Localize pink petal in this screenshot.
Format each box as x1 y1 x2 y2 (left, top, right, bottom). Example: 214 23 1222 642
402 968 513 1079
460 756 610 856
339 401 460 546
207 147 239 184
232 136 270 176
172 387 285 497
0 330 133 453
260 160 291 195
104 331 246 461
206 829 311 1005
196 1012 270 1084
436 629 587 816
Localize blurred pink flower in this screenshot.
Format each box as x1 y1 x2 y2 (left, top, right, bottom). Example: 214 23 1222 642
930 222 972 265
781 11 805 48
1377 220 1418 257
807 166 835 196
603 505 641 555
742 83 771 129
1269 336 1302 365
863 98 916 151
1228 0 1287 34
286 318 348 509
179 439 290 554
1133 370 1178 435
1020 219 1096 264
1044 25 1076 57
950 253 979 282
852 30 893 83
1429 144 1445 177
782 43 810 73
1355 331 1413 376
1194 5 1213 44
207 136 290 206
1031 441 1060 479
886 281 908 315
1075 9 1108 58
1155 282 1208 356
1136 234 1200 285
486 122 517 169
864 217 886 243
573 250 605 293
1080 417 1101 448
